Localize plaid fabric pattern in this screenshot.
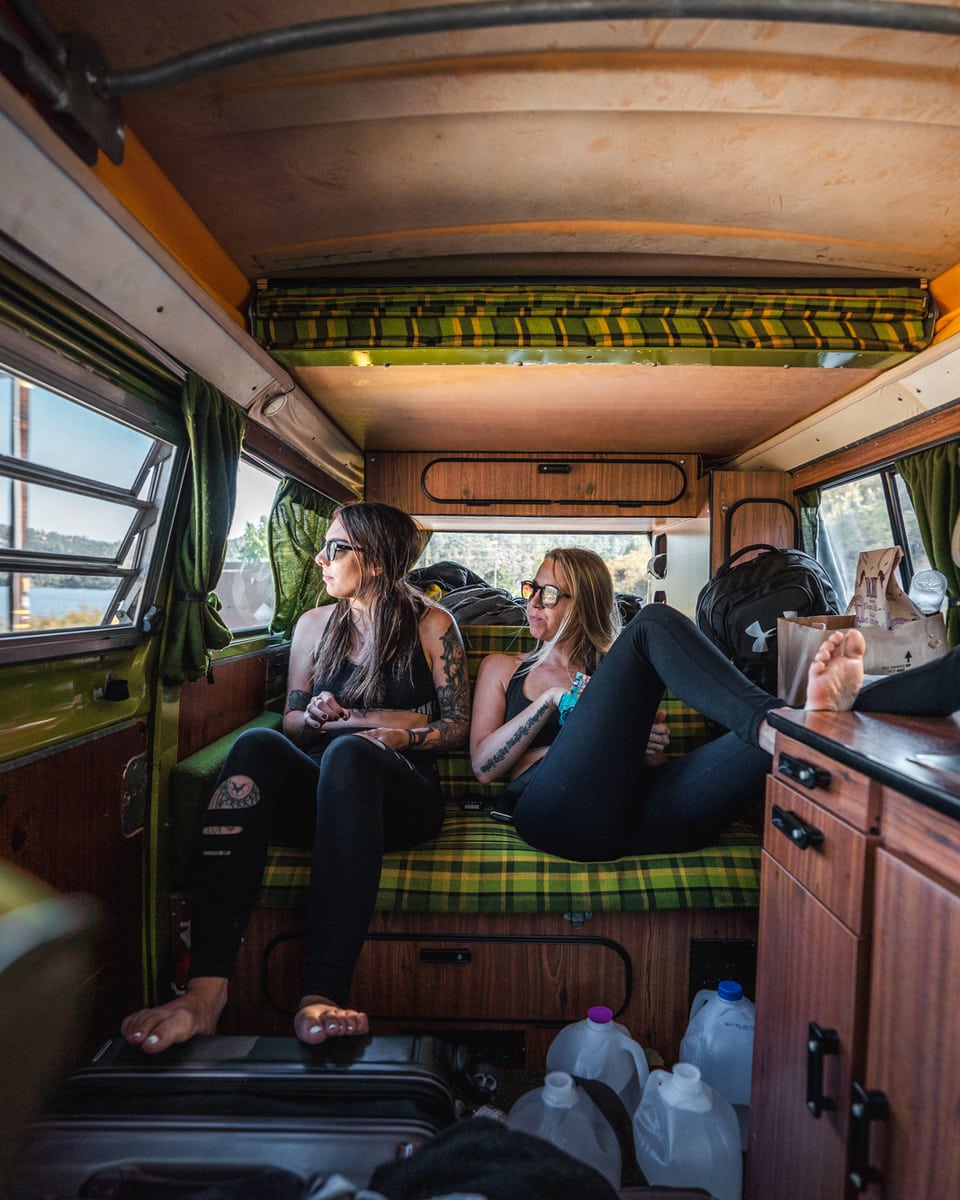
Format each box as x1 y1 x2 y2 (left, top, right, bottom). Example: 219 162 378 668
254 624 757 913
261 815 760 914
253 281 933 354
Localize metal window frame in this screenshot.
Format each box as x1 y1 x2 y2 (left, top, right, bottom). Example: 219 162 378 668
0 322 184 662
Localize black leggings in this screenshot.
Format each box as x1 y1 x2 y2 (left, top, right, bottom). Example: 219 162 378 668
188 727 444 1005
511 604 960 861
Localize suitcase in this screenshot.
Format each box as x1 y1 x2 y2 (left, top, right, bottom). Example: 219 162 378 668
10 1034 463 1198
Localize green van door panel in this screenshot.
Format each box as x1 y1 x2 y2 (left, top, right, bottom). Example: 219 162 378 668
0 640 155 764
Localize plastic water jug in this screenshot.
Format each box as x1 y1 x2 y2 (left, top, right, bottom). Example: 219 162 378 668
678 979 755 1148
506 1070 622 1188
546 1005 649 1115
632 1063 742 1200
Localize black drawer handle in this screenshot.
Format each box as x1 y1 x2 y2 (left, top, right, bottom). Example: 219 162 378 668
420 948 472 965
806 1022 840 1117
772 803 825 851
778 751 832 790
849 1082 889 1192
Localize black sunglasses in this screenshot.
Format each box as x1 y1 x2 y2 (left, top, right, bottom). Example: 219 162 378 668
520 580 571 608
319 539 358 562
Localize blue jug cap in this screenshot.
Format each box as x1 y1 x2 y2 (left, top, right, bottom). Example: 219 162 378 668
587 1005 613 1023
717 980 743 1001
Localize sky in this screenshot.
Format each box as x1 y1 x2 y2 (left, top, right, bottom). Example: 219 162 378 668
3 373 280 543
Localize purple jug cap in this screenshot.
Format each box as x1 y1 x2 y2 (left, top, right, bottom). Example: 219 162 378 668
587 1006 613 1023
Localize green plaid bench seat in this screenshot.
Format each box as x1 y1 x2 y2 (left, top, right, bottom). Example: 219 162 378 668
169 625 760 915
249 625 761 914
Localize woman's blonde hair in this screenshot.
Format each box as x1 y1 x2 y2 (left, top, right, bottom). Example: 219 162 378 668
527 546 621 672
311 501 431 707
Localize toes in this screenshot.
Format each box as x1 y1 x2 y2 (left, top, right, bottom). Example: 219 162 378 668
295 1003 369 1045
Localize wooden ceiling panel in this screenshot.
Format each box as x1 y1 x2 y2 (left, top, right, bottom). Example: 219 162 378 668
288 362 885 455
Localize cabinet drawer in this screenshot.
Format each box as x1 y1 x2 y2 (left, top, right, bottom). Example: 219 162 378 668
774 735 881 833
765 778 875 934
262 928 631 1025
880 788 960 888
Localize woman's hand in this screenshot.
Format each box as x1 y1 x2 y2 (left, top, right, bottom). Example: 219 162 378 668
355 727 418 752
645 708 671 765
304 691 350 731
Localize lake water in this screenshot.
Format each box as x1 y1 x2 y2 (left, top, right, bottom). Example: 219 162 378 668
1 585 109 624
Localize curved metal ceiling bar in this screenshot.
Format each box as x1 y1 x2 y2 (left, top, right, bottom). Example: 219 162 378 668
94 0 960 97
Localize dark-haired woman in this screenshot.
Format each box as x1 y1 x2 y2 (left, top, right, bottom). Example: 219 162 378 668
123 502 470 1051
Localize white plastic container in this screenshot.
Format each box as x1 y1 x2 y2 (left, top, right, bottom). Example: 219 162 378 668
632 1063 742 1200
678 979 755 1148
506 1070 622 1188
546 1005 649 1115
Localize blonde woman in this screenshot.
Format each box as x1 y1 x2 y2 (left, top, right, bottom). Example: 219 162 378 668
468 547 933 862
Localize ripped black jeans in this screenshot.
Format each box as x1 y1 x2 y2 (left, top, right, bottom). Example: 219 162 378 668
188 726 443 1005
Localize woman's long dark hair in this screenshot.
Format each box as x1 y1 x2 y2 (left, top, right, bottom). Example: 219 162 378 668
311 502 431 709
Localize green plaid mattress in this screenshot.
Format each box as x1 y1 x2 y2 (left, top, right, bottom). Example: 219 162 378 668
253 280 932 355
257 624 757 914
261 814 760 914
171 624 759 913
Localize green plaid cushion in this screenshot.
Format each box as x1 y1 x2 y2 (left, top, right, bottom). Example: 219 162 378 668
259 623 757 914
254 282 932 355
261 813 760 913
172 624 758 915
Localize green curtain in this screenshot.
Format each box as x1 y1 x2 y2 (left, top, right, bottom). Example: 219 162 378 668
896 442 960 646
797 488 822 557
268 479 336 637
160 373 246 684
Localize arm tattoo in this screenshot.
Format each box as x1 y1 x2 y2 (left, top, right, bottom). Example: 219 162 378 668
286 689 309 712
480 701 551 775
415 623 471 751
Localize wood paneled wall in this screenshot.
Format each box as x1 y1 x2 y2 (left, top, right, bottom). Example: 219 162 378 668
0 722 147 1047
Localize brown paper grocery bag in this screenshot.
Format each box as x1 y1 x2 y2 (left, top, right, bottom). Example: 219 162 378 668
844 545 949 679
778 612 948 705
846 546 920 626
859 612 948 677
777 615 857 705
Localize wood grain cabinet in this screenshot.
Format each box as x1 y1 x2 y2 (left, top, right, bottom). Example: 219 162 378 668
745 710 960 1200
856 793 960 1197
745 732 880 1199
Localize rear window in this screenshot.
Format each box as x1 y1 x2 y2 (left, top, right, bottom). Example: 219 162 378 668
417 532 653 595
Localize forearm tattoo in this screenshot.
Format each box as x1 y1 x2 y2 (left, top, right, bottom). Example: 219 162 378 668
414 623 471 751
479 701 552 775
286 689 309 712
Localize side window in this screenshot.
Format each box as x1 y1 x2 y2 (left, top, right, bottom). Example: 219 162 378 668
216 458 277 632
1 362 175 651
819 468 931 603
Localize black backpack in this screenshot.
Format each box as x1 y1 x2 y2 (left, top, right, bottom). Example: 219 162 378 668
441 584 528 626
695 543 842 694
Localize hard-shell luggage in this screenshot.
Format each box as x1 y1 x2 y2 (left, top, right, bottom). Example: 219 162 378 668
10 1034 463 1199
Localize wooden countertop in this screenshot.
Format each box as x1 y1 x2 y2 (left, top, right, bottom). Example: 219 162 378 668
768 708 960 821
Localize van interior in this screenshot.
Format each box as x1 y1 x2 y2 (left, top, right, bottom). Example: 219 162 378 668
1 2 959 1197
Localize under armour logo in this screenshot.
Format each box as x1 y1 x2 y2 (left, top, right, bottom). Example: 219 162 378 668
745 619 775 653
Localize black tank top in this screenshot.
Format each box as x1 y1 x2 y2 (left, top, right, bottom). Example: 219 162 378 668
504 659 561 750
314 633 439 720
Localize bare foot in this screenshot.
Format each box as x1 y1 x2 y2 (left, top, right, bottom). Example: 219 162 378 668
295 994 370 1045
121 977 227 1054
805 629 866 713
